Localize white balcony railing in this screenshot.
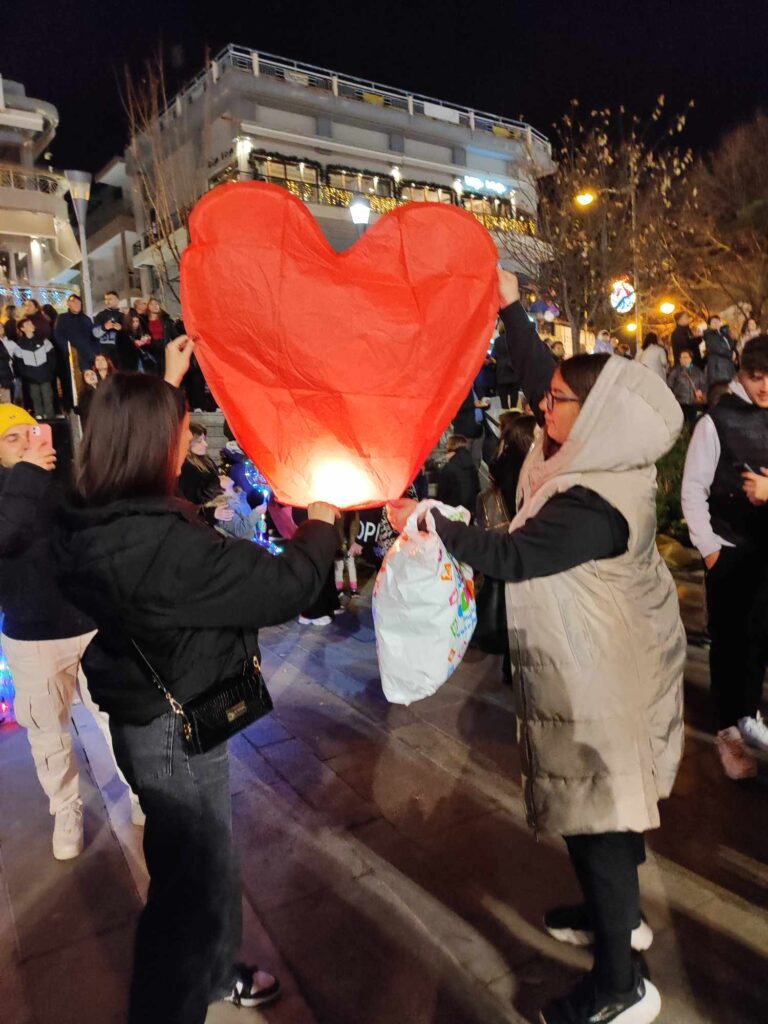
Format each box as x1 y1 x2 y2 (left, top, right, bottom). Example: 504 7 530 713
157 44 552 161
0 163 67 195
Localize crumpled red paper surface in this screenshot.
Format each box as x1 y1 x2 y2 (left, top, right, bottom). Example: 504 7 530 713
181 182 498 508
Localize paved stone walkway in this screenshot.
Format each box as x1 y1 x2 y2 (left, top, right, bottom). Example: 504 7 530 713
1 590 766 1023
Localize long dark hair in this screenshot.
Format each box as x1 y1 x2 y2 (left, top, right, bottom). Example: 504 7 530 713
641 332 660 351
42 303 58 327
186 421 212 473
75 374 187 505
497 411 536 458
559 352 611 403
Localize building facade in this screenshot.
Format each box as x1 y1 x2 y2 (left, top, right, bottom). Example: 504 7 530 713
123 45 552 311
0 75 80 309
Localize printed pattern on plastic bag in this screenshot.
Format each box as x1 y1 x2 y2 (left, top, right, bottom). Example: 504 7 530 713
372 500 477 705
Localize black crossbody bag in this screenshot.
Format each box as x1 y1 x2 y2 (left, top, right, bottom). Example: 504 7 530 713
131 636 273 755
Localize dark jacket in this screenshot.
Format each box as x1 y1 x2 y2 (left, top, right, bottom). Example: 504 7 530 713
54 311 98 368
434 486 628 581
707 392 768 548
0 340 14 389
492 331 519 387
0 464 94 641
704 328 735 386
452 389 484 439
54 498 337 724
9 332 55 383
671 324 699 367
437 447 480 513
179 456 221 507
667 364 705 406
93 308 125 361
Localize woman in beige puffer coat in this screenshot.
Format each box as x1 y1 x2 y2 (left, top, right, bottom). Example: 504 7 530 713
389 270 686 1024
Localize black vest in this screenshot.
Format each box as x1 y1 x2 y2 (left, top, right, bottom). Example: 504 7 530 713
709 393 768 547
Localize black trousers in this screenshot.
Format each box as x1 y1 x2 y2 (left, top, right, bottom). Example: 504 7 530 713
565 831 646 992
53 345 73 412
705 545 767 730
111 713 241 1024
497 384 519 409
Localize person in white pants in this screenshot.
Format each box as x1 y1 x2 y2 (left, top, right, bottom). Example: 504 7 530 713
0 405 142 861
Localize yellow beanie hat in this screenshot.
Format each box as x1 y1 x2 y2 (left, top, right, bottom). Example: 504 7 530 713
0 405 36 438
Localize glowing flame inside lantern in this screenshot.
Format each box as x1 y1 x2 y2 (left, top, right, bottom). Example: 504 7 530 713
310 459 379 508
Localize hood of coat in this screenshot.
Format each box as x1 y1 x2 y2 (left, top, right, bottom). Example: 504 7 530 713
527 354 683 495
54 497 197 625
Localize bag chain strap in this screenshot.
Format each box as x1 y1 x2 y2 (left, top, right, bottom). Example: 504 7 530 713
129 634 262 743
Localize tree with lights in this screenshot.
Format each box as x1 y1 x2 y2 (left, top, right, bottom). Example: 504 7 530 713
651 110 768 325
497 99 693 351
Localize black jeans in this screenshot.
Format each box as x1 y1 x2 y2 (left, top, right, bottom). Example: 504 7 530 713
565 831 646 992
705 545 767 729
110 712 241 1024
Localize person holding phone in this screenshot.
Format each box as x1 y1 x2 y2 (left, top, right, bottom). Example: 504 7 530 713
92 290 125 363
0 405 142 862
682 333 768 777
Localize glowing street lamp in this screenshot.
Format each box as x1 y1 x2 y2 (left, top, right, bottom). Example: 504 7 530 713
575 190 597 207
349 195 371 239
626 322 638 333
235 136 254 180
659 301 676 315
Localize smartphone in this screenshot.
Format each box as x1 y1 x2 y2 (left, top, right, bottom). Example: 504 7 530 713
30 423 53 446
734 461 757 474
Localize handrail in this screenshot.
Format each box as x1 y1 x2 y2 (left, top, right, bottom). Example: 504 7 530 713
0 163 66 195
157 44 551 157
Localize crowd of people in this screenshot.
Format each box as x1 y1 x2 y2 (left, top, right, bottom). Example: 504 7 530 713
0 271 765 1024
0 291 216 421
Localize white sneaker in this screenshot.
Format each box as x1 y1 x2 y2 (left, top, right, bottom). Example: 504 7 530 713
53 800 84 860
130 794 146 827
738 711 768 753
298 615 332 626
715 727 757 780
223 963 280 1008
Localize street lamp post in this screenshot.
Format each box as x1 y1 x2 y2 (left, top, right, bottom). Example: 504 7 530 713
575 169 641 343
65 169 93 317
349 195 371 239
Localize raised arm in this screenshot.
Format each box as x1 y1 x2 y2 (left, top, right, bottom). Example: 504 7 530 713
497 269 556 424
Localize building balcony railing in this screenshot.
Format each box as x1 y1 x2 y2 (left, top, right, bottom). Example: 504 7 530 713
0 163 67 196
157 44 551 162
132 173 535 259
279 178 536 236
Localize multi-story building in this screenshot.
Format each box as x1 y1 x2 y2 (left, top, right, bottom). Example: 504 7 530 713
0 75 80 308
124 45 552 309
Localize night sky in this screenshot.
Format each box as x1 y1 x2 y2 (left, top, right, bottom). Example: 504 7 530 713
4 0 768 172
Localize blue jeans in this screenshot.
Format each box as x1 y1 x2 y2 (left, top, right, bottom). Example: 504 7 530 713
110 712 241 1024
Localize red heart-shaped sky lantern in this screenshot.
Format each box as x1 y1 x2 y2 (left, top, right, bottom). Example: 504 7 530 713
181 182 498 508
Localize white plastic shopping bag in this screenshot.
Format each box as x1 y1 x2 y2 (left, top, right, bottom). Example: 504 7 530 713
373 500 477 705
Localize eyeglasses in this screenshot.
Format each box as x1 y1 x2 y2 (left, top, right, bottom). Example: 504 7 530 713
545 390 581 411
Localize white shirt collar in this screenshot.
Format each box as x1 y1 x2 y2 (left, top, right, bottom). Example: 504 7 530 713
730 378 752 405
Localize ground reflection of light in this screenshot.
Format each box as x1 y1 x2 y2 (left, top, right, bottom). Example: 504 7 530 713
310 459 378 508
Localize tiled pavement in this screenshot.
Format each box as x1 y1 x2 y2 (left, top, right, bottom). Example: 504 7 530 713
0 587 766 1024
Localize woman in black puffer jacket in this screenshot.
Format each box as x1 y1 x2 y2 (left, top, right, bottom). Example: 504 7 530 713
54 339 337 1024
